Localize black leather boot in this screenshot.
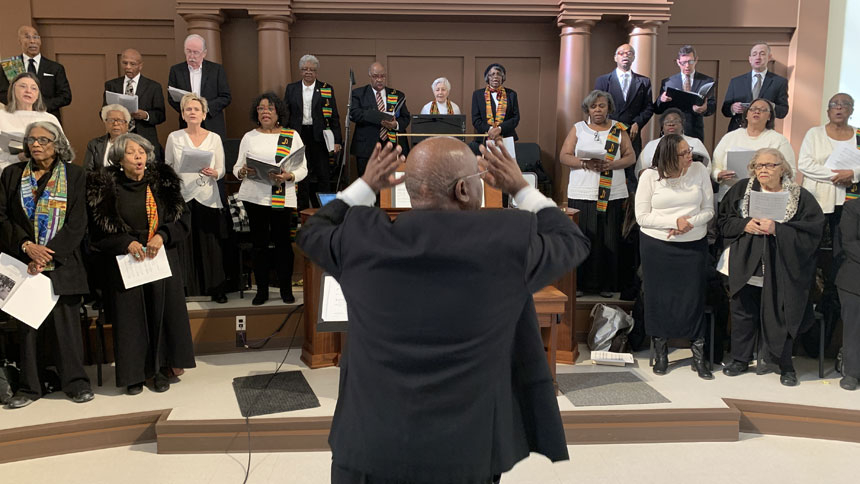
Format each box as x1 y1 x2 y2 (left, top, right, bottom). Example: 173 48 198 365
691 337 714 380
653 337 668 375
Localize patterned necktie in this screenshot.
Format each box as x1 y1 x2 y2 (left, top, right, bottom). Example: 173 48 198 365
752 73 762 99
376 90 388 142
28 58 36 74
621 73 629 101
683 75 691 92
125 78 134 95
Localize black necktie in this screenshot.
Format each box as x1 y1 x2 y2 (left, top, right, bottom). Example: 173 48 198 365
28 58 36 74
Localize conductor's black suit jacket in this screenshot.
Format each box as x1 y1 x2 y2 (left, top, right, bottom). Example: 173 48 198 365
104 75 166 151
297 199 590 481
167 60 231 138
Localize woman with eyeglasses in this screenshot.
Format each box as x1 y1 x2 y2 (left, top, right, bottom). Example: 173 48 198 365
471 64 519 144
0 73 63 173
712 98 795 202
559 89 635 297
83 104 130 171
0 121 93 408
233 92 307 305
164 93 227 304
635 108 710 177
635 134 714 378
717 148 824 386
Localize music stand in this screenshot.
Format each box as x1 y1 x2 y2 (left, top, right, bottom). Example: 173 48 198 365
410 114 466 146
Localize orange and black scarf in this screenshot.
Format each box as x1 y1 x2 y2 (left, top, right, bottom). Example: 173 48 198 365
484 86 507 127
596 122 627 212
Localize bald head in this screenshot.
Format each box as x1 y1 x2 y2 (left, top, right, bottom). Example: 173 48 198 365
120 49 143 79
18 25 41 57
369 62 386 91
614 43 635 71
405 137 482 211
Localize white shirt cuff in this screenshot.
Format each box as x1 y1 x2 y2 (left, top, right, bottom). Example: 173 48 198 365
513 186 556 213
336 178 376 207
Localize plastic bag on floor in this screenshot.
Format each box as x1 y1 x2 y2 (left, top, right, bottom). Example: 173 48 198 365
588 304 635 352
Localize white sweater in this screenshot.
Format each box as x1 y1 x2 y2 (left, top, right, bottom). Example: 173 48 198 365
711 128 795 202
635 135 710 177
164 129 225 209
797 125 860 214
232 129 307 208
635 162 714 243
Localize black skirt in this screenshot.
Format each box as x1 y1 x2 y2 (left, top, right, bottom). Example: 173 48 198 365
177 199 227 296
639 232 707 339
569 198 624 292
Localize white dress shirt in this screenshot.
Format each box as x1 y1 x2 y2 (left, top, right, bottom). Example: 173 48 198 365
22 53 41 73
124 73 141 96
165 129 226 208
373 87 399 130
616 68 632 101
189 64 202 95
302 82 315 125
232 129 308 208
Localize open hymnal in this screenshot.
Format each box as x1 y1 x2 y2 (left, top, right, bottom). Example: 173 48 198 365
825 144 860 171
115 249 172 289
317 274 349 333
178 147 214 174
749 190 789 222
105 90 139 113
726 147 755 176
1 56 25 82
244 146 306 186
666 82 715 109
0 253 59 330
0 131 24 153
392 172 410 208
167 86 192 103
590 350 635 367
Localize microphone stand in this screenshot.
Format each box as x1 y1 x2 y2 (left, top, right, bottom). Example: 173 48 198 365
336 69 356 191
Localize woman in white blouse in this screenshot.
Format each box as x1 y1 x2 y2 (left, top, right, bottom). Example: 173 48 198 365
233 92 307 305
559 89 635 297
635 108 710 177
636 134 714 379
712 98 795 202
165 93 228 303
420 77 461 115
0 73 63 172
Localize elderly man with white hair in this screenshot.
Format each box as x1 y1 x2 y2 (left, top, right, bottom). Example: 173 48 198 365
420 77 461 115
284 54 343 210
167 34 231 138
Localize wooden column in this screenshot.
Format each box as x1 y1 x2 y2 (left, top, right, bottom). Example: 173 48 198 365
254 15 293 95
182 13 225 64
628 20 662 144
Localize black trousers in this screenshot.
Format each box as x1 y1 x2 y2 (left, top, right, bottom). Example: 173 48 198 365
730 284 794 371
570 198 624 293
17 295 90 399
331 462 499 484
244 201 295 293
838 288 860 379
297 125 332 211
179 199 227 297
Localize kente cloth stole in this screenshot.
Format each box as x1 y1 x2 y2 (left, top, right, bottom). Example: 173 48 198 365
596 122 627 212
20 161 68 271
271 128 294 209
145 186 159 241
846 128 860 201
385 91 399 144
429 100 454 115
320 83 333 129
484 87 507 127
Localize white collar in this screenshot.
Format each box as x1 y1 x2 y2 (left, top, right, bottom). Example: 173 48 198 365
752 68 768 79
615 68 632 80
23 53 41 64
187 62 202 73
682 71 696 80
303 81 315 90
124 73 141 85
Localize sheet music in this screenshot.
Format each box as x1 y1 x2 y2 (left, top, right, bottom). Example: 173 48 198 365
726 148 755 175
0 131 24 152
178 147 214 174
749 191 788 222
105 91 138 113
392 172 411 208
590 350 635 366
116 249 172 289
323 129 336 152
321 275 348 322
825 143 860 171
167 86 191 103
575 148 607 161
0 253 59 330
502 137 517 160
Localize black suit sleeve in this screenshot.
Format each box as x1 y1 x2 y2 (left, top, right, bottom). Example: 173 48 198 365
499 91 519 138
206 65 231 119
43 62 72 113
329 86 343 145
167 66 180 114
44 167 87 266
721 77 739 118
0 74 8 107
594 74 609 92
0 166 30 257
350 88 382 127
653 78 669 114
143 79 166 126
523 207 590 294
83 139 99 172
296 199 351 278
632 77 654 128
703 78 717 117
840 201 860 265
772 77 789 120
471 91 489 133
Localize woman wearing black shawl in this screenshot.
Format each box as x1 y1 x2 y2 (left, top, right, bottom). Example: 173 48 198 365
717 147 824 386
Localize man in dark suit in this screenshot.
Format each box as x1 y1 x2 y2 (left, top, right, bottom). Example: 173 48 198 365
285 54 343 210
349 62 409 177
654 45 716 142
167 34 231 139
0 26 72 120
721 42 789 132
298 138 589 483
471 63 520 150
103 49 166 156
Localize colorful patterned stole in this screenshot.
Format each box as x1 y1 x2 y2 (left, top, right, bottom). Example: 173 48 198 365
145 186 159 241
20 161 68 271
596 122 627 212
271 128 294 209
384 91 400 144
845 128 860 201
484 87 507 127
319 83 334 130
429 100 454 115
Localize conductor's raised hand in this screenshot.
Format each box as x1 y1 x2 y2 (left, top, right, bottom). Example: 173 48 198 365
361 142 406 193
479 140 528 195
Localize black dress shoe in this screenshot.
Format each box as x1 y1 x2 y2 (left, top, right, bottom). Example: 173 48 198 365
252 292 268 306
212 293 228 304
281 292 296 304
780 371 799 387
840 376 858 391
652 337 669 375
127 383 144 395
722 360 749 377
153 372 170 393
599 291 614 298
70 389 95 404
6 395 34 409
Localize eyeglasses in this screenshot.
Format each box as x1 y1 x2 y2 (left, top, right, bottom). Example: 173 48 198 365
748 107 771 114
678 60 697 66
105 118 127 125
256 105 276 113
829 101 853 109
677 147 693 157
25 136 54 146
754 163 780 171
447 170 488 191
184 49 204 57
616 51 634 57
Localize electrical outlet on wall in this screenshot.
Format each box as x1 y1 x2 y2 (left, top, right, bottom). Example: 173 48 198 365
236 315 246 347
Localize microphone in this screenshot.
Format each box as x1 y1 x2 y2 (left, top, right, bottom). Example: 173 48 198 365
349 69 355 85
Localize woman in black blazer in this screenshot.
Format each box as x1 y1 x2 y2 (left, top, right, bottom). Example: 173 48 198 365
0 120 93 409
470 63 520 145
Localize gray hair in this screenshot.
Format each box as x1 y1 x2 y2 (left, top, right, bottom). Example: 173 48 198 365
431 77 451 92
184 34 207 51
581 89 616 116
23 121 74 163
5 72 46 113
100 104 131 122
108 133 155 166
747 147 794 181
298 54 320 70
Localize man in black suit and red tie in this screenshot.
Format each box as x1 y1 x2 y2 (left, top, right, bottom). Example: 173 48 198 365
285 54 343 210
349 62 410 177
654 44 716 142
103 48 166 156
167 34 231 139
0 26 72 120
721 42 789 132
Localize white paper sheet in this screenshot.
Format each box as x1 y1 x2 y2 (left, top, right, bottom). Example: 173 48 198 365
0 131 24 152
323 129 336 152
116 248 172 289
509 173 537 208
0 253 59 330
502 136 517 160
167 86 192 103
104 91 138 113
749 190 789 222
727 148 755 175
590 350 635 366
392 172 410 208
178 147 214 174
825 144 860 171
575 148 607 161
320 275 348 322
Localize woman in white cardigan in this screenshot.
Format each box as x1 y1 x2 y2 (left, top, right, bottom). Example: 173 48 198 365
233 92 307 305
0 73 63 172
